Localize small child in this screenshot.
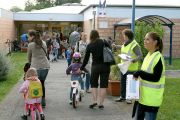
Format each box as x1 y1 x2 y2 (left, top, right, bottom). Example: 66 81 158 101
52 38 60 62
65 47 72 67
66 52 87 104
19 68 45 120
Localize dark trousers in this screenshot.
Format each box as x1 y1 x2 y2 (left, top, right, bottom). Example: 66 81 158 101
37 69 49 98
120 71 135 99
91 64 110 88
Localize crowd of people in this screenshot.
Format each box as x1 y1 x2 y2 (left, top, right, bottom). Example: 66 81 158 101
19 27 165 120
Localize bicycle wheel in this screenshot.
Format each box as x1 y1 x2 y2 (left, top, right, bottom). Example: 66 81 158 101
72 93 77 108
34 109 40 120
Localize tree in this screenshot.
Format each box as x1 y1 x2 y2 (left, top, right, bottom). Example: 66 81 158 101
10 6 23 12
24 0 81 11
25 0 36 11
135 21 164 58
54 0 81 6
25 0 54 11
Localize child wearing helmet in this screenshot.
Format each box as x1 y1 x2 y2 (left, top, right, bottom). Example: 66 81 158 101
72 52 81 63
66 52 88 104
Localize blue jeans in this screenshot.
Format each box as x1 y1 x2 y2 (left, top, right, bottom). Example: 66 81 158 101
134 103 158 120
85 73 90 90
53 48 58 60
37 69 49 98
70 75 84 100
67 59 72 67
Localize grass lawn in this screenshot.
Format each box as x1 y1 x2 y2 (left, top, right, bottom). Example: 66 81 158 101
0 52 27 102
157 78 180 120
165 58 180 70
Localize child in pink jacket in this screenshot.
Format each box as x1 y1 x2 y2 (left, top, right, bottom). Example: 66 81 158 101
19 68 45 120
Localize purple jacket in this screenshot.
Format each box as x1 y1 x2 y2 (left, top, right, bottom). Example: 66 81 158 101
66 63 88 76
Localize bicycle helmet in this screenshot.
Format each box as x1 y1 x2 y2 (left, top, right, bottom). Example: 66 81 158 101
73 52 81 62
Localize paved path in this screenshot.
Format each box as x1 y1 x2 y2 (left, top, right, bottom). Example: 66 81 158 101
0 59 133 120
166 70 180 78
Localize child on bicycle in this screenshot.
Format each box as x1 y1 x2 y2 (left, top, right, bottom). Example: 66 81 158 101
19 68 45 120
66 52 88 104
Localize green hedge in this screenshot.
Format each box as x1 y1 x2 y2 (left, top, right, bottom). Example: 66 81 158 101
135 22 164 58
0 52 11 80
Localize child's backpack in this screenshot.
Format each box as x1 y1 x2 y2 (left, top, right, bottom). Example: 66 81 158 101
28 81 43 98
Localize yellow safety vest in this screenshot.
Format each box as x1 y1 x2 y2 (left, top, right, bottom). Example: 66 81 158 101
121 40 139 71
140 51 165 107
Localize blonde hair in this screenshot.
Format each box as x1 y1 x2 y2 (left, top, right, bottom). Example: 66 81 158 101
25 68 38 78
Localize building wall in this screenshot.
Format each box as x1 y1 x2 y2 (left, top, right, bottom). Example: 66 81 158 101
0 9 15 53
83 20 93 42
171 19 180 58
97 17 122 40
105 6 180 19
89 17 180 58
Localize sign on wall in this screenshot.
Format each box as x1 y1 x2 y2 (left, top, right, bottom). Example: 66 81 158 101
99 21 108 28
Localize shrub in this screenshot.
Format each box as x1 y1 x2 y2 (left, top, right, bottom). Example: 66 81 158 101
110 50 121 81
135 21 164 58
0 52 11 80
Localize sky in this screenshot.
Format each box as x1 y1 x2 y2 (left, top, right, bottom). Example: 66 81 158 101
0 0 180 10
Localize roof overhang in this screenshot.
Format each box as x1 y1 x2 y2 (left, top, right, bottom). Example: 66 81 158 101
13 13 84 22
80 4 180 14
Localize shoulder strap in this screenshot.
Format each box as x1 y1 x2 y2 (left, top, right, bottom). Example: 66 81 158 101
41 46 48 58
77 41 80 52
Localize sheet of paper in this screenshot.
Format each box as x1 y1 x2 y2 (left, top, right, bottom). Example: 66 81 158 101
118 54 132 61
126 74 139 100
118 61 131 75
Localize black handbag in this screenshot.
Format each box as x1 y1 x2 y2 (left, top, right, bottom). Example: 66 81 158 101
103 40 115 65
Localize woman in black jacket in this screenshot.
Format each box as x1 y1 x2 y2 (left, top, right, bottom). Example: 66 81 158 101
80 30 111 109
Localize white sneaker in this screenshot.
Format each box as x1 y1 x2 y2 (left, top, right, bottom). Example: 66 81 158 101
115 96 125 102
69 100 72 104
126 99 132 104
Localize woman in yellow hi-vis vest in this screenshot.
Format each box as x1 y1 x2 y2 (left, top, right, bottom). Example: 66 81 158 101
115 29 142 104
133 32 165 120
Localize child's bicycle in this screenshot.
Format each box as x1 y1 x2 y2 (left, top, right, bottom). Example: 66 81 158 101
70 72 86 108
29 103 42 120
21 104 43 120
22 95 44 120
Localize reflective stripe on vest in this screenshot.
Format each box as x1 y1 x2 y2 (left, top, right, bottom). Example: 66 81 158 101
121 41 136 56
128 42 135 55
141 81 164 89
146 52 159 73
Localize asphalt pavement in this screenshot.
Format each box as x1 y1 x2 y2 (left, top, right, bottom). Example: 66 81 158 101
0 59 134 120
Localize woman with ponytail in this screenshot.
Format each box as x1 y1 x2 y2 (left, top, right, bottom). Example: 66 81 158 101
133 32 165 120
27 30 50 107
